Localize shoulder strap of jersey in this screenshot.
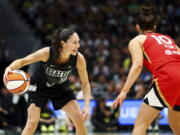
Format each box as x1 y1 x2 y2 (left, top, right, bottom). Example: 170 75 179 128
69 53 78 67
46 46 54 65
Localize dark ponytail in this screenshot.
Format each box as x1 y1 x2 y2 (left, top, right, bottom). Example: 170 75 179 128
51 27 76 64
137 3 157 31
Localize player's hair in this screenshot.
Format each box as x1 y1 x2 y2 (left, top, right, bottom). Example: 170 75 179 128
137 3 157 31
51 27 76 64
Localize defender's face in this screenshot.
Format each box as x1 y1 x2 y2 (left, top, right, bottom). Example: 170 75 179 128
64 33 80 55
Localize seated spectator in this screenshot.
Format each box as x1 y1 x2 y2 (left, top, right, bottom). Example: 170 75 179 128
0 87 16 130
92 73 108 98
134 79 146 99
38 103 56 134
0 106 9 129
91 96 119 132
12 94 28 133
148 114 163 134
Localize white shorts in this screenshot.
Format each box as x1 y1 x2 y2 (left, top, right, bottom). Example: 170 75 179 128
143 82 167 111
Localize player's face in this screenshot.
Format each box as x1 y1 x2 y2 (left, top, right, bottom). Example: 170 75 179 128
63 33 80 55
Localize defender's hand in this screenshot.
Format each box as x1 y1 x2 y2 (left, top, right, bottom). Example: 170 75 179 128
82 106 89 122
112 91 127 109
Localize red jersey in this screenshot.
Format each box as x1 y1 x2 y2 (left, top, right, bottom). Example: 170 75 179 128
143 33 180 108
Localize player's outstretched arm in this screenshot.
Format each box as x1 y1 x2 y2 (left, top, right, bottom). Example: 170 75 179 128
3 47 49 84
76 52 91 121
112 37 144 109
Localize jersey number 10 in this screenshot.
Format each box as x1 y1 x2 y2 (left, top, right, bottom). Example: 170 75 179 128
151 35 172 45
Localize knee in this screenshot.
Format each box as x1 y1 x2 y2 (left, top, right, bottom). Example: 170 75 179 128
134 118 150 129
72 112 84 127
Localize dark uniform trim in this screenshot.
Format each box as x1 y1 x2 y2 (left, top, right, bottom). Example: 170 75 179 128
173 105 180 111
154 79 172 109
151 81 167 108
142 47 152 63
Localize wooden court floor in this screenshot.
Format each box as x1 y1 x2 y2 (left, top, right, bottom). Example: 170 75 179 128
36 133 173 135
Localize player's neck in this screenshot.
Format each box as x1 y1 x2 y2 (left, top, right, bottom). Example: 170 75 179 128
141 30 154 34
59 52 70 64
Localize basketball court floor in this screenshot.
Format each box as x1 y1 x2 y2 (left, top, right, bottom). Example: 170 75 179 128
65 133 173 135
94 133 172 135
35 132 173 135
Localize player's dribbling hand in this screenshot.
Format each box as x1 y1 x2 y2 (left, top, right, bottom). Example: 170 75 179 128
3 67 12 85
112 91 127 109
82 106 89 122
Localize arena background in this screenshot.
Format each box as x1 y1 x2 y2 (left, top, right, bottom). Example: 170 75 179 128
0 0 179 135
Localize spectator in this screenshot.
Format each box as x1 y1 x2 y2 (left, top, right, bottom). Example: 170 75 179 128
91 97 119 132
0 87 16 129
0 106 9 129
9 0 180 100
38 103 56 134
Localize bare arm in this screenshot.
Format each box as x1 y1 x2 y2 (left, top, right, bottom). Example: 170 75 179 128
76 52 91 120
121 39 143 93
3 47 49 83
112 36 144 108
7 47 49 70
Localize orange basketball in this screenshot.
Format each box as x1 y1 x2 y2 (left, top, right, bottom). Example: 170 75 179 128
5 70 30 95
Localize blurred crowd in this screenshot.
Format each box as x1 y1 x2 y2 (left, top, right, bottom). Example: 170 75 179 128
12 0 176 100
10 0 180 100
0 87 27 133
0 0 180 133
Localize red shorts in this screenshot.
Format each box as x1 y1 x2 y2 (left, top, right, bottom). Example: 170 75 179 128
155 64 180 110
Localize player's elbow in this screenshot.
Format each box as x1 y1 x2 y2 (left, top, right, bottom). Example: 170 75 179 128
82 81 90 87
81 81 90 88
133 62 143 70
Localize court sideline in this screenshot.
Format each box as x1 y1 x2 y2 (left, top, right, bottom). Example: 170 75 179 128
34 133 173 135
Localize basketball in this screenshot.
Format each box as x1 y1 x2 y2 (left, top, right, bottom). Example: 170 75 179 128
5 70 30 95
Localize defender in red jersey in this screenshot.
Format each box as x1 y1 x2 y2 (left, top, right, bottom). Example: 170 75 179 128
143 32 180 110
112 3 180 135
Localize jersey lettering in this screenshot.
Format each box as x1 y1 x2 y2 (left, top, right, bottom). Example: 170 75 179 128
151 35 173 45
45 67 71 78
44 66 72 86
